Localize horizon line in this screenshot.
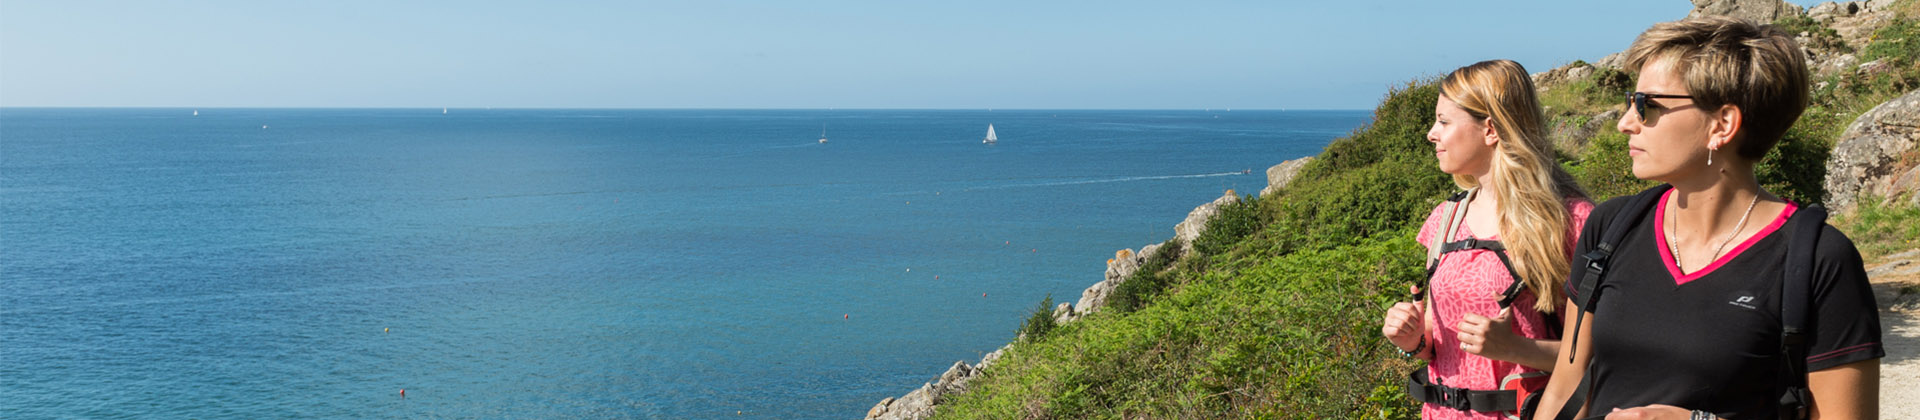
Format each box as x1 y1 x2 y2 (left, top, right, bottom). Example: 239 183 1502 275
0 106 1371 112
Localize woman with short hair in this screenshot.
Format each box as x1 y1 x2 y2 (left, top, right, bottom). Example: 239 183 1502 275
1533 16 1882 420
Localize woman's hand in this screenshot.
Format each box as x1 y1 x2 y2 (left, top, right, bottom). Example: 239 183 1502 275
1603 405 1692 420
1382 290 1426 354
1456 307 1517 359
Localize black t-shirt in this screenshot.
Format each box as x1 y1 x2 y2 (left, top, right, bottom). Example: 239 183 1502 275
1566 193 1884 419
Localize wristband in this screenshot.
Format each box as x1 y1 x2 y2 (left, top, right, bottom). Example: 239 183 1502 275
1691 410 1719 420
1398 336 1426 358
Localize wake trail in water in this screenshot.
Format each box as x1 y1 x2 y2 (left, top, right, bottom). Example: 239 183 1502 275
882 171 1248 195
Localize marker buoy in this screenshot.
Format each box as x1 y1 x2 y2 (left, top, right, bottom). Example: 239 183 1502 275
934 275 939 280
844 314 849 319
383 327 389 334
399 389 406 398
982 293 987 297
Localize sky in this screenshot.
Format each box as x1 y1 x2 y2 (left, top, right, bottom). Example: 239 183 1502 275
0 0 1830 109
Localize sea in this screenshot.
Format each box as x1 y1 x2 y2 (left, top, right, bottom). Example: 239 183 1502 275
0 108 1368 419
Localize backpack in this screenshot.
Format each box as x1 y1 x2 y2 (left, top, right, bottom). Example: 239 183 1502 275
1550 184 1822 420
1405 188 1554 419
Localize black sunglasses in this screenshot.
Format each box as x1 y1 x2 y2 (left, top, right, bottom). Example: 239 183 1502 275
1626 92 1694 122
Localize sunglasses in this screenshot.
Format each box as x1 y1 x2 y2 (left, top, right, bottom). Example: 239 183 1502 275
1626 92 1694 123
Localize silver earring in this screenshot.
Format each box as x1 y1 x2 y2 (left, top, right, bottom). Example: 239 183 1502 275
1707 148 1714 166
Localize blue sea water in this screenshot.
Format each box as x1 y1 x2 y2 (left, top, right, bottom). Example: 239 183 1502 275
0 108 1368 419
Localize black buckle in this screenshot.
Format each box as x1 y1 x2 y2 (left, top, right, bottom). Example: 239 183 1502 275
1437 386 1472 411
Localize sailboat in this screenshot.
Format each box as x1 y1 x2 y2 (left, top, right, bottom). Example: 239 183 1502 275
192 110 199 116
982 124 997 145
818 124 829 144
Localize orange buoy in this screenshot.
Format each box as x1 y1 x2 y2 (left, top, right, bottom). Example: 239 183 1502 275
982 293 987 297
934 275 939 280
399 389 406 398
844 314 849 319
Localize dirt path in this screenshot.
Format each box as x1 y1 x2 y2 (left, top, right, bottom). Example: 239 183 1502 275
1867 249 1920 419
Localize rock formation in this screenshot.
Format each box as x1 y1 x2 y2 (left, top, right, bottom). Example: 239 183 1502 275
1687 0 1805 23
1826 89 1920 212
1173 190 1241 255
1261 157 1315 197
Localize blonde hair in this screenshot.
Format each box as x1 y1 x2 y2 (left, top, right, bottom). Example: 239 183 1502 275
1623 15 1809 159
1441 59 1589 314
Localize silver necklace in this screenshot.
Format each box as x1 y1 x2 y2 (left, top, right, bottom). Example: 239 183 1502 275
1667 193 1762 266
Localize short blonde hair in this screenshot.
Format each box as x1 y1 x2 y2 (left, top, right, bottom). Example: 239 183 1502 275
1623 15 1809 159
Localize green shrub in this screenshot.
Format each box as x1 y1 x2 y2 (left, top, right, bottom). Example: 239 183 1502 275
934 232 1427 419
1566 131 1656 201
1269 157 1452 254
1195 194 1267 257
1019 294 1058 341
1297 80 1441 184
1863 17 1920 65
1834 195 1920 258
1106 244 1186 313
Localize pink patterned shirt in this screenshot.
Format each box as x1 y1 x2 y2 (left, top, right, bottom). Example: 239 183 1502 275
1414 198 1593 420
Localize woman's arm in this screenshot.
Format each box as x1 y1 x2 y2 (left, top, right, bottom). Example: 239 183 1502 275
1809 359 1878 420
1457 307 1561 370
1531 298 1593 420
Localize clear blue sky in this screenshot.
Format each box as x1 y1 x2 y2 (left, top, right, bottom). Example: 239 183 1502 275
0 0 1826 109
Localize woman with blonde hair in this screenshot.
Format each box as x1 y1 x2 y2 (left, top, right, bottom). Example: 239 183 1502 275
1533 16 1880 420
1382 59 1593 420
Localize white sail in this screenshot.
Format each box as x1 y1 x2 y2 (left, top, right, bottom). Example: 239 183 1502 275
983 124 997 144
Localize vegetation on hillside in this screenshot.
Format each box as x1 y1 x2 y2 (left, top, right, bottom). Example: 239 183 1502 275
929 9 1920 419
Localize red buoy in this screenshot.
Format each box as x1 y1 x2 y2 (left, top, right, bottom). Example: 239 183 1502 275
399 389 406 398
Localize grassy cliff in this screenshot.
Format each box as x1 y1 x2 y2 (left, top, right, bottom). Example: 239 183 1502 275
929 7 1920 419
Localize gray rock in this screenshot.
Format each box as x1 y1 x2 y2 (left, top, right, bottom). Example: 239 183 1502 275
1688 0 1805 22
1594 52 1626 71
1260 157 1314 196
1825 89 1920 212
866 397 895 419
1859 59 1896 77
1816 53 1860 78
1052 302 1075 324
1832 7 1896 48
978 344 1009 371
1531 61 1598 91
1077 243 1162 315
1174 191 1241 254
1808 1 1860 22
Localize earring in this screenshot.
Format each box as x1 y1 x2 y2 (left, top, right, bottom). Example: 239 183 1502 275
1707 147 1715 166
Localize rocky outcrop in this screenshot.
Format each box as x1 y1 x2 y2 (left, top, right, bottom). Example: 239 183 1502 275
1067 242 1163 321
1688 0 1805 23
1532 61 1597 90
1174 190 1242 255
865 360 988 420
1260 157 1314 197
1826 89 1920 212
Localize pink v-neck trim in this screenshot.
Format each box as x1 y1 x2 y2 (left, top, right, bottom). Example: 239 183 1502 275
1655 189 1799 285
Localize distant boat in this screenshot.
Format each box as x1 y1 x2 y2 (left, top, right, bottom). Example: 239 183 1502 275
192 110 198 116
982 124 997 145
818 124 828 144
442 107 448 114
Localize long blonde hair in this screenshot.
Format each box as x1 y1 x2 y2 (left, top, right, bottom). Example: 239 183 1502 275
1440 60 1588 314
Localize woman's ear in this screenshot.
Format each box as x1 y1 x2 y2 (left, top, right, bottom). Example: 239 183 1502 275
1484 118 1501 146
1707 104 1742 151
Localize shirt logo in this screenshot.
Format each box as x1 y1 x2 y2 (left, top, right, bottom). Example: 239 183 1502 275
1728 292 1759 310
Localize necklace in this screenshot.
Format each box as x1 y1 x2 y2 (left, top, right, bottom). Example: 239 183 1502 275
1667 193 1762 267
